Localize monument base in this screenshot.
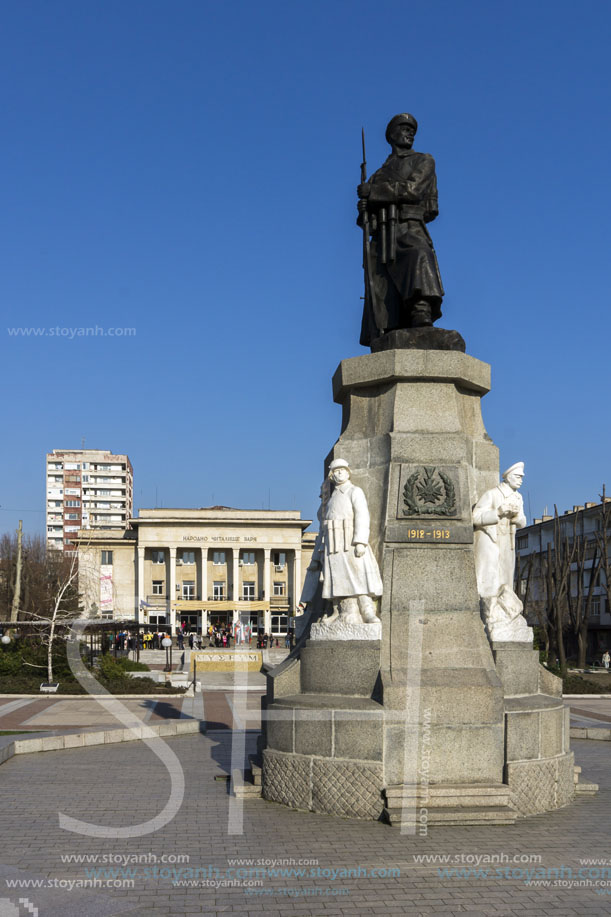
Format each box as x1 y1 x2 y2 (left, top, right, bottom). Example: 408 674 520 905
370 327 465 353
492 642 575 815
262 640 385 818
256 347 596 825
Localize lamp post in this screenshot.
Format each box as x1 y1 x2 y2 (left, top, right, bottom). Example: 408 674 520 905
162 636 172 672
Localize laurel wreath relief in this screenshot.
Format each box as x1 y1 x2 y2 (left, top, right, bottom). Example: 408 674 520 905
403 466 457 517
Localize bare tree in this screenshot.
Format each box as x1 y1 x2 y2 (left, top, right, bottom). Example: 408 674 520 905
594 485 611 628
567 524 603 669
1 531 83 684
18 548 82 684
544 508 578 675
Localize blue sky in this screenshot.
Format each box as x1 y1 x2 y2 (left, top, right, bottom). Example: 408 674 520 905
1 0 610 536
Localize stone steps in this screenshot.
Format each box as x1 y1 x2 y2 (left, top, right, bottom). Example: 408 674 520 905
386 805 517 826
231 756 263 798
384 782 517 827
574 782 599 795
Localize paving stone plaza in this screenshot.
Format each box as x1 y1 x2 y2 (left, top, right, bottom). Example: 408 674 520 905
0 664 610 917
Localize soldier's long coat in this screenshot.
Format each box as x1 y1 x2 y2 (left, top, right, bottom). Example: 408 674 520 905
360 149 444 346
321 481 383 600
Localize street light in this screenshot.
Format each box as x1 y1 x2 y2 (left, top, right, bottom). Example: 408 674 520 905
1 634 11 646
162 636 172 672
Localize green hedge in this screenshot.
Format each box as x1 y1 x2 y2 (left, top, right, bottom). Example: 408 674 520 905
0 640 183 695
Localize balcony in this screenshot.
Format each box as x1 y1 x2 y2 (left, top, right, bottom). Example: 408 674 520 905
206 593 265 602
271 595 291 606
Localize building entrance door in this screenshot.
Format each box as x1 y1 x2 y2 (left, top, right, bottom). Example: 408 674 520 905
209 611 232 629
179 613 200 634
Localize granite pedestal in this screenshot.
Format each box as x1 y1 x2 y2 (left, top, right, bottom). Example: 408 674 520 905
261 348 585 825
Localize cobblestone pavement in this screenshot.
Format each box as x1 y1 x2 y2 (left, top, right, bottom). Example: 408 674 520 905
0 734 609 917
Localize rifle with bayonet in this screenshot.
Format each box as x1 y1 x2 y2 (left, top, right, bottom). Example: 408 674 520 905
360 128 377 311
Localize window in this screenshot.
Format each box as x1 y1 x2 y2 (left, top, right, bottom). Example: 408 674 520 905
242 582 255 600
152 581 164 595
273 551 286 570
65 500 81 507
182 581 195 599
213 581 225 600
82 475 89 482
516 535 529 550
181 551 195 564
273 582 286 596
152 551 165 564
271 614 289 634
590 597 601 617
213 551 226 565
241 551 255 565
66 513 80 520
101 550 113 565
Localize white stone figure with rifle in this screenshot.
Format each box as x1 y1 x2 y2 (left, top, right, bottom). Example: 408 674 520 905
472 461 533 642
309 459 383 640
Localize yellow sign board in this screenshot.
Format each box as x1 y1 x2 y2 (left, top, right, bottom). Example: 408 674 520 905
190 651 262 674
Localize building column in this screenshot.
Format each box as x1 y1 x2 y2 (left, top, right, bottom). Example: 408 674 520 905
232 548 240 602
201 546 208 602
263 548 271 599
293 547 302 612
169 547 176 632
137 547 145 624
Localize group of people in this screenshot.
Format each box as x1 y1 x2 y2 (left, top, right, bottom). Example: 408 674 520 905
142 630 169 650
207 625 233 648
135 620 295 652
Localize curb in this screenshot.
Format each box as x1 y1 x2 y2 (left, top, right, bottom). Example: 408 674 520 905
0 719 205 767
570 727 611 741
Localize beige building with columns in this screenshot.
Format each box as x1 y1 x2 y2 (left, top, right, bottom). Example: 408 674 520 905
77 506 316 636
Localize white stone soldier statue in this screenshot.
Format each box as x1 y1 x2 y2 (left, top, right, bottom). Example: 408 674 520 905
358 112 444 345
309 459 383 631
472 462 532 642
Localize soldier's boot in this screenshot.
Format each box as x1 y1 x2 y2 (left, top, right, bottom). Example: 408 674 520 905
410 300 433 327
358 594 378 624
338 597 362 625
325 600 341 625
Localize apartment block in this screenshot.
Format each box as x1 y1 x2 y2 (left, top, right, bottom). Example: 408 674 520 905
46 449 133 551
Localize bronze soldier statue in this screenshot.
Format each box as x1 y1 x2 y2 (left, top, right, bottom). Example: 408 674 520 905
358 113 444 347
